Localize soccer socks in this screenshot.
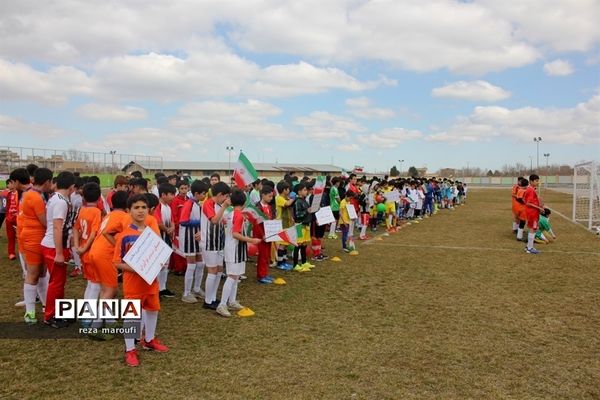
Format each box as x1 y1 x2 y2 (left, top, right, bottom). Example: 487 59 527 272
211 272 222 302
512 222 518 231
311 238 321 257
193 262 205 292
184 263 195 296
204 273 217 304
220 277 235 307
84 281 101 300
517 228 524 240
24 283 37 314
329 221 337 236
158 268 168 291
527 232 535 249
229 279 239 304
143 310 158 342
37 274 48 306
360 224 368 238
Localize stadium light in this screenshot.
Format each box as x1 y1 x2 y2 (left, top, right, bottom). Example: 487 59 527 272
544 153 550 189
398 159 404 176
533 137 542 170
226 146 234 179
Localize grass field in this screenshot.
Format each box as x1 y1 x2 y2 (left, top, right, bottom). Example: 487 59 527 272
0 189 599 399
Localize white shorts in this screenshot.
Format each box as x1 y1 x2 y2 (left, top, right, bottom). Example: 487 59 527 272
225 261 245 276
203 250 224 267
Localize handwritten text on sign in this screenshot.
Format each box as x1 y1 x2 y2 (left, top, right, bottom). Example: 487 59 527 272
123 227 173 285
346 203 358 220
264 219 284 242
315 206 335 226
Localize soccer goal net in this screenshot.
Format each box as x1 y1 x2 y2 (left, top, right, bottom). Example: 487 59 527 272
573 161 600 231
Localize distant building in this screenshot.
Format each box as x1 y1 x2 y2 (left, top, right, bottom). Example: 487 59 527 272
122 160 343 182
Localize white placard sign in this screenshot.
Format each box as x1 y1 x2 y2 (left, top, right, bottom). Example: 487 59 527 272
122 227 173 285
346 203 358 220
315 206 335 226
264 219 284 242
384 190 400 202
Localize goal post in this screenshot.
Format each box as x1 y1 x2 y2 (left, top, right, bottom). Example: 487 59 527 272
573 161 599 230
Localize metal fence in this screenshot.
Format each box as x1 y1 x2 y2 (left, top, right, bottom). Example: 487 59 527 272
0 146 163 174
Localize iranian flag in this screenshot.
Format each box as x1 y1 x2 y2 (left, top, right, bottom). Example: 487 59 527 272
273 224 304 246
233 152 259 188
242 202 267 224
308 175 326 213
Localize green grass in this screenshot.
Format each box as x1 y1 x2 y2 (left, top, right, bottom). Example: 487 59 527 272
0 189 599 399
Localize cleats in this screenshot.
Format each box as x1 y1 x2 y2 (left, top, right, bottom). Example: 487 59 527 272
124 349 139 367
159 289 176 298
257 277 273 284
525 247 540 254
191 289 205 299
293 264 310 272
24 311 37 325
69 268 82 278
216 304 232 317
327 234 338 239
8 254 17 260
181 294 198 303
301 262 315 269
142 338 169 352
228 301 244 311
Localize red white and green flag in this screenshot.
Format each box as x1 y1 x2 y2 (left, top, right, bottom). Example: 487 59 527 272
272 224 304 246
308 175 326 213
242 202 267 224
233 152 259 188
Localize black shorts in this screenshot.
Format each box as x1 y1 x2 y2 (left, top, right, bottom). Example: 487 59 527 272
310 221 326 238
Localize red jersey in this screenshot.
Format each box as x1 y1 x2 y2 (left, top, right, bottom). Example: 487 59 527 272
523 186 540 212
6 190 19 222
170 194 188 226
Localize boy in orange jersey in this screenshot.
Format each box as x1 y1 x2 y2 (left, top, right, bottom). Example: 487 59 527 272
511 177 524 233
72 182 102 307
19 168 53 324
114 194 169 367
106 175 129 210
514 178 529 241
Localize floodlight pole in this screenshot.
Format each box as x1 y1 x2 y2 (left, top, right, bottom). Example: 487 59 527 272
398 159 404 176
226 146 234 180
543 153 550 190
533 137 542 171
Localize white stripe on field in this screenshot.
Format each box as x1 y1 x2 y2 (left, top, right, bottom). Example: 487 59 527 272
364 242 600 255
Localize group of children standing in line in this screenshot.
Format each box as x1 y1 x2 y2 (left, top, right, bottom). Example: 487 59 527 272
1 165 466 367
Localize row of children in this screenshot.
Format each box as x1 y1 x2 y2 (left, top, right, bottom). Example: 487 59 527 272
3 164 464 367
511 174 557 254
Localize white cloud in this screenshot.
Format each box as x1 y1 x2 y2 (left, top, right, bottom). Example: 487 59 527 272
345 96 396 119
336 143 360 152
0 114 68 138
0 1 545 75
543 59 574 76
425 94 600 144
77 103 147 121
293 111 365 139
170 99 292 139
431 80 511 102
358 128 423 148
232 0 539 74
479 1 600 52
79 128 211 160
0 59 91 104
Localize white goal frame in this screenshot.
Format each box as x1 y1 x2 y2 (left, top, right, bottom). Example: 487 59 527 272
572 161 599 230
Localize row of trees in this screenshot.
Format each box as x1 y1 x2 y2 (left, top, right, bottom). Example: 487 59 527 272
388 164 575 178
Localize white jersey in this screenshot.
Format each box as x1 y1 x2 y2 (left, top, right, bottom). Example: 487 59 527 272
41 192 75 249
224 209 248 264
200 198 225 252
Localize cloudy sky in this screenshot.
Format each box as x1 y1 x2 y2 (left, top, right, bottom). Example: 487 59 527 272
0 0 599 173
